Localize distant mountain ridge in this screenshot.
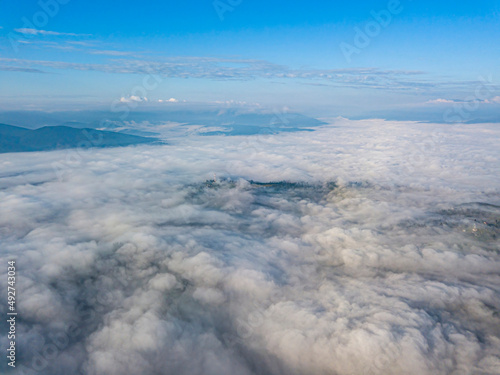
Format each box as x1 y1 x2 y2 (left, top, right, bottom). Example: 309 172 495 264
0 124 158 153
0 109 326 130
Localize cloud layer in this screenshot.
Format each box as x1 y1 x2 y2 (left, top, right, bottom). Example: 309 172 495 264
0 119 499 375
0 57 448 91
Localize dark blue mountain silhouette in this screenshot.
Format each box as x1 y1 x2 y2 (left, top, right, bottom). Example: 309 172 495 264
0 124 159 153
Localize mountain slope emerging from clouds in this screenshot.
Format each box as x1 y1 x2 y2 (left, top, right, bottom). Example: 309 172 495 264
0 124 159 153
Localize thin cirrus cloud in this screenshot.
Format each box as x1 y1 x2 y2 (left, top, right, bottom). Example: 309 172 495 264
1 54 494 93
13 28 90 37
14 39 136 57
88 49 134 56
0 56 442 91
427 97 500 104
0 66 46 73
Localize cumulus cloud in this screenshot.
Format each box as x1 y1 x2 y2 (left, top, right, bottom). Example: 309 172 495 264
119 95 148 103
158 98 179 103
0 119 499 375
426 98 455 104
485 96 500 104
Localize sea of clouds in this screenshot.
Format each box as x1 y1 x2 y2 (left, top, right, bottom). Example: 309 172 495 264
0 118 499 375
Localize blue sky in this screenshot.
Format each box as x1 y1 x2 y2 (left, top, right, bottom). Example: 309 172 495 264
0 0 499 117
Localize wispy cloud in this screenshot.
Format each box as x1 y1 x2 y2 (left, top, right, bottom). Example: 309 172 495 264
0 56 429 91
15 39 136 57
427 96 500 105
13 28 90 37
67 41 96 47
0 66 46 73
0 56 487 92
88 49 134 56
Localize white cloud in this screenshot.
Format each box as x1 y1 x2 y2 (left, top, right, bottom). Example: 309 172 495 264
0 119 499 375
427 96 500 105
158 98 179 103
14 28 89 37
120 95 148 103
88 49 133 56
485 96 500 104
426 98 455 104
0 57 438 91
